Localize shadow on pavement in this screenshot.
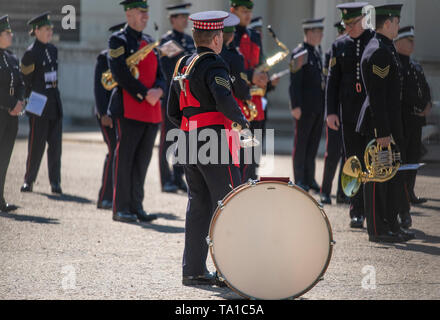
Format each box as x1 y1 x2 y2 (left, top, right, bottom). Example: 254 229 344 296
389 229 440 256
36 192 93 204
153 212 184 221
139 222 184 234
0 211 59 224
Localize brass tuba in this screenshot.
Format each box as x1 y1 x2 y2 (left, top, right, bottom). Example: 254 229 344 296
250 25 290 97
101 40 160 91
341 138 402 197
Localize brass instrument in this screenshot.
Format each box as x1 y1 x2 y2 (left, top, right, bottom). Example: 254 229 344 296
341 138 401 197
250 25 290 97
101 40 160 91
242 100 258 121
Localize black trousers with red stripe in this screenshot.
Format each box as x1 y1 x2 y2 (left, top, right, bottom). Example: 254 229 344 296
159 105 184 187
240 120 264 183
96 116 116 204
364 172 405 236
0 112 18 205
182 164 241 277
113 118 159 214
292 112 324 186
342 122 368 219
321 125 345 197
24 115 62 186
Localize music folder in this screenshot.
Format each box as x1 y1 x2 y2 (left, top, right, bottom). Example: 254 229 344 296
25 91 48 116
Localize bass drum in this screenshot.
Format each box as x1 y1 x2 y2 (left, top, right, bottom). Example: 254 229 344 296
207 179 334 300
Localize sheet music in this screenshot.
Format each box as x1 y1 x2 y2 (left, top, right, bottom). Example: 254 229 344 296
25 91 48 117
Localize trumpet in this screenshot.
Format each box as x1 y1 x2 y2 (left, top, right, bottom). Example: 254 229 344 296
250 25 290 97
341 138 401 197
101 40 160 91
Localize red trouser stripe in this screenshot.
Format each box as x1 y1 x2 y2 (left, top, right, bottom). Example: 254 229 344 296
25 117 35 182
228 166 234 189
99 123 111 203
112 119 121 214
373 183 377 236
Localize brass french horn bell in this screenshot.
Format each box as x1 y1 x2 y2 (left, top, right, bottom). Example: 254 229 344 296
341 138 402 197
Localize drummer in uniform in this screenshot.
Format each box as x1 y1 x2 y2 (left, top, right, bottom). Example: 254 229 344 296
357 4 415 243
167 11 249 286
94 22 126 210
20 12 63 195
108 0 166 223
230 0 268 182
0 15 24 212
159 2 195 194
289 18 325 193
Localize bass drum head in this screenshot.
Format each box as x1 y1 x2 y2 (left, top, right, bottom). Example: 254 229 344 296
209 182 333 300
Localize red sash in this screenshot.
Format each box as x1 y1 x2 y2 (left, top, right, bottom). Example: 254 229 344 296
123 40 162 123
239 32 264 121
178 59 240 166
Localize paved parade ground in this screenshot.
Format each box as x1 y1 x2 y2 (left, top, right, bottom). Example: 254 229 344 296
1 133 439 300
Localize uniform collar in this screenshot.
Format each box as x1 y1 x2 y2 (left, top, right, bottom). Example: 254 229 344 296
303 41 316 50
172 29 184 39
196 46 215 54
34 38 47 49
376 32 393 45
126 25 143 40
398 53 410 65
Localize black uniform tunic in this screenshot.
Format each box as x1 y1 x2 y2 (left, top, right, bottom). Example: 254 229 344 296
21 39 63 187
326 29 375 218
167 47 248 277
0 48 24 206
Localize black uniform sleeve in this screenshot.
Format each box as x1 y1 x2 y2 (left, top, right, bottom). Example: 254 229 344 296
12 54 25 103
108 35 148 102
229 52 251 101
94 53 110 116
207 67 249 128
368 48 392 138
20 50 35 98
417 64 432 107
325 44 341 116
153 52 167 93
167 78 182 128
289 52 303 110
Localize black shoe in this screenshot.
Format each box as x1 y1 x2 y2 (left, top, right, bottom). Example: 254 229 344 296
350 216 364 229
97 200 112 210
175 177 188 193
309 181 320 193
410 196 427 205
296 181 310 192
336 194 350 204
399 227 416 241
20 183 33 192
320 193 332 205
162 181 179 193
135 210 157 223
182 272 226 287
112 211 138 223
398 211 412 229
0 203 18 212
51 183 62 194
369 231 406 243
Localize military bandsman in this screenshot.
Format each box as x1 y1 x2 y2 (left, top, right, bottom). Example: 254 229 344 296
0 15 24 212
167 11 249 286
159 2 195 194
289 17 325 193
20 12 63 195
108 0 166 223
326 2 375 227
